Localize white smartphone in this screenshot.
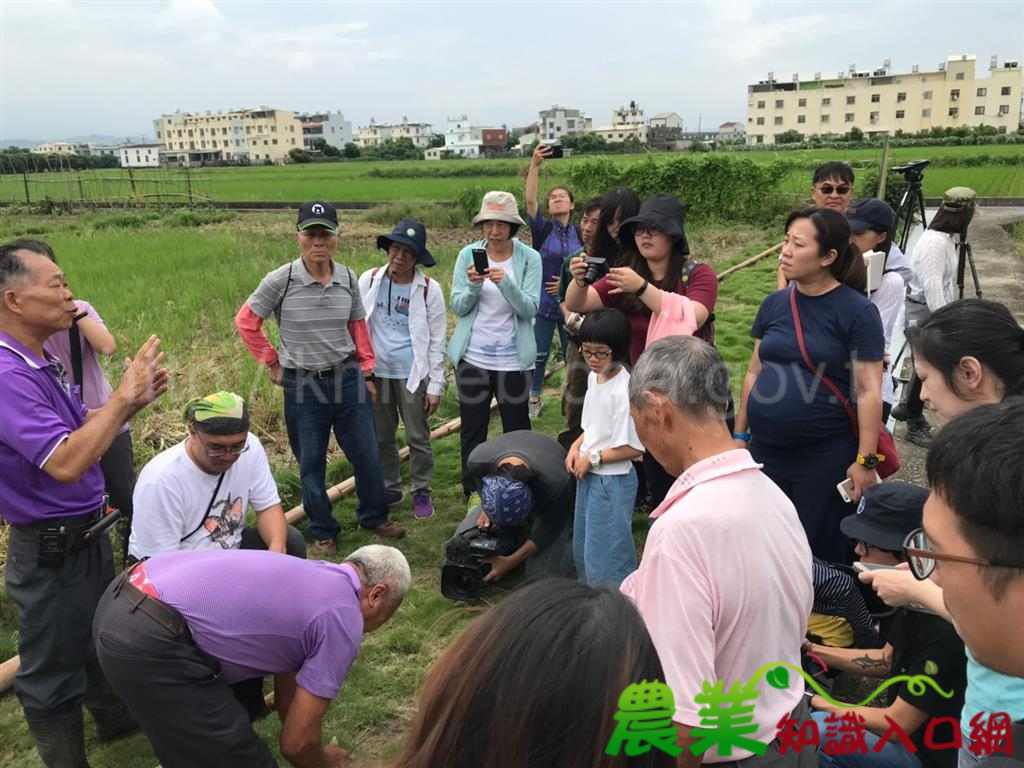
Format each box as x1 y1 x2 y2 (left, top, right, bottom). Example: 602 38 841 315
836 478 855 503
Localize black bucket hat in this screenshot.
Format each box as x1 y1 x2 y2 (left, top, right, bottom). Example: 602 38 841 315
376 218 435 267
840 481 929 552
619 195 690 255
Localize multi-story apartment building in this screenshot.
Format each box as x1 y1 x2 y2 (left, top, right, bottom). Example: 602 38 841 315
746 54 1023 144
153 108 302 164
31 141 79 155
355 118 433 149
119 144 161 168
296 111 353 152
538 105 592 141
595 102 649 144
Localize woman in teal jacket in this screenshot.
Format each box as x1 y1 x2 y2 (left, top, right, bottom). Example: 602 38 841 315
448 190 542 496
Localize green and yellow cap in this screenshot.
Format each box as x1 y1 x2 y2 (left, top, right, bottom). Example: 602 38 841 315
183 391 250 435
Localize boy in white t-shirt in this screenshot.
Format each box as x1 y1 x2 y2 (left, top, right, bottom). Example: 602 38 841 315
565 309 644 585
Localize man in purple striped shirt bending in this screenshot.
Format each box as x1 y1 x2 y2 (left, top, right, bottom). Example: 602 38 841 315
93 545 410 768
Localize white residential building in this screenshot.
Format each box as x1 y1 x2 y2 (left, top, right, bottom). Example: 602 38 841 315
650 113 683 129
31 141 79 155
612 102 646 125
538 105 591 141
355 117 434 148
297 111 353 152
119 144 161 168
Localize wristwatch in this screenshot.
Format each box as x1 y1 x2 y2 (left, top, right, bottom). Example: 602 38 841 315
589 450 603 469
857 453 882 470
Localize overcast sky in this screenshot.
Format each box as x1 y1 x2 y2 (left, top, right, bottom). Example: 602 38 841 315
2 0 1022 142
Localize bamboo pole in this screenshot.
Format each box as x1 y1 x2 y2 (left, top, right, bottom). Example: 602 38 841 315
716 242 783 282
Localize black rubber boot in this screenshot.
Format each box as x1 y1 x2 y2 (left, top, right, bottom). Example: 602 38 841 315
83 660 138 743
23 705 90 768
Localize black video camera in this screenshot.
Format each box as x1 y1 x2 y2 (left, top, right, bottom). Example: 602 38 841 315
891 159 930 184
441 526 517 601
582 255 609 285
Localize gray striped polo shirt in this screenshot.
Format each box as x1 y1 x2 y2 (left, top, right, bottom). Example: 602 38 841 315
247 257 366 371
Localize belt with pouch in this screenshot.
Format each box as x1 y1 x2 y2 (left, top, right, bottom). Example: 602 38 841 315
13 503 113 546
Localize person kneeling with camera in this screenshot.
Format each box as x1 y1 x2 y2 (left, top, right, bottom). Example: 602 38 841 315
442 431 573 600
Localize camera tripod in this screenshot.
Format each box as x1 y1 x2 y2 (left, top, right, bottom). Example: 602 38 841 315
891 160 929 253
955 228 983 299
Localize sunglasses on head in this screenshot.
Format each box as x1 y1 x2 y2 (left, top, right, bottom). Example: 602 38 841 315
818 184 851 196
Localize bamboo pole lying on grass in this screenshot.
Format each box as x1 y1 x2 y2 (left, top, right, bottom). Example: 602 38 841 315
715 242 783 282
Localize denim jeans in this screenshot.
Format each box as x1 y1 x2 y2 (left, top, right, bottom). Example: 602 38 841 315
531 314 568 397
573 467 638 586
813 711 923 768
283 366 388 541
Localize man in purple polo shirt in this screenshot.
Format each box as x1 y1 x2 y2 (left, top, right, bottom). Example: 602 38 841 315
0 239 169 767
93 545 410 768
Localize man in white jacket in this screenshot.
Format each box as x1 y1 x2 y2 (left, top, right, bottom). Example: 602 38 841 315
359 219 447 520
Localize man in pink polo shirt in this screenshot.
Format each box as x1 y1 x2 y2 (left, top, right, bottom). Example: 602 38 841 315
622 336 814 768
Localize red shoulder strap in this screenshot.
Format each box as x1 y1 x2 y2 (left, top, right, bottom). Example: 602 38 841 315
788 287 858 426
422 274 430 301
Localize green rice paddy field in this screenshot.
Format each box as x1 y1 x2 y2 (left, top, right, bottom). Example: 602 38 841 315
2 144 1022 205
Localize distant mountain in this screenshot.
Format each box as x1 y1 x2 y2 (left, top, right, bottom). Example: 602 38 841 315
0 134 153 150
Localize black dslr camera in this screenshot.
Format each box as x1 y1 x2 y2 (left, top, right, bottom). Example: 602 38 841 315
582 255 609 285
441 526 517 601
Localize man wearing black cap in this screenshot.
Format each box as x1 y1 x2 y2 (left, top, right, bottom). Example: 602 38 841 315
236 201 405 558
358 219 447 521
807 482 967 768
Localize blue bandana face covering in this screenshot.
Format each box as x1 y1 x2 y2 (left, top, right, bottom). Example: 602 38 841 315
480 475 532 527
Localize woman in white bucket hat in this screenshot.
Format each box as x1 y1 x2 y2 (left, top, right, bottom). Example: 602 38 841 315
447 191 542 497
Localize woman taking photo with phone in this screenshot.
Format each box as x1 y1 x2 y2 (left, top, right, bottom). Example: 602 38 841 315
448 191 542 498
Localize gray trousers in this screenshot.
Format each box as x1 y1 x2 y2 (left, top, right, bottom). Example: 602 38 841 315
5 526 115 713
93 576 277 768
373 377 434 495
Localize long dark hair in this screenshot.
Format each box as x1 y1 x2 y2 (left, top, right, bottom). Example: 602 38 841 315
390 579 672 768
910 299 1024 400
786 207 866 293
589 187 641 266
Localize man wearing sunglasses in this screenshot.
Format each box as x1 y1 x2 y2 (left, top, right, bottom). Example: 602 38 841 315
128 391 305 561
777 162 911 288
806 482 967 768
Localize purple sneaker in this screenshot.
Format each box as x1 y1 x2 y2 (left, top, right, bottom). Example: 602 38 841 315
412 492 434 520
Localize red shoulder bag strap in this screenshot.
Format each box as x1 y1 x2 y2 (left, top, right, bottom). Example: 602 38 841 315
788 287 859 429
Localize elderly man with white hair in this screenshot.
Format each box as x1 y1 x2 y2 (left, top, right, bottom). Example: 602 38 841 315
93 545 411 768
621 336 814 768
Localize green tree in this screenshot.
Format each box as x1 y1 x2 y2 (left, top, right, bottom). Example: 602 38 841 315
428 134 446 149
775 129 803 144
342 142 361 159
847 126 865 142
289 148 311 163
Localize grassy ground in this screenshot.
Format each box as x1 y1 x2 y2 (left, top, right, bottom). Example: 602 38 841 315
0 210 780 767
2 144 1021 204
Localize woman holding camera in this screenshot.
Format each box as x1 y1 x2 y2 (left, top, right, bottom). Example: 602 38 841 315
565 195 718 507
448 191 542 497
564 195 717 366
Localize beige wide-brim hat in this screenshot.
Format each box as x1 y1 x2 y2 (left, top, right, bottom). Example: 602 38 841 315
472 190 526 226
